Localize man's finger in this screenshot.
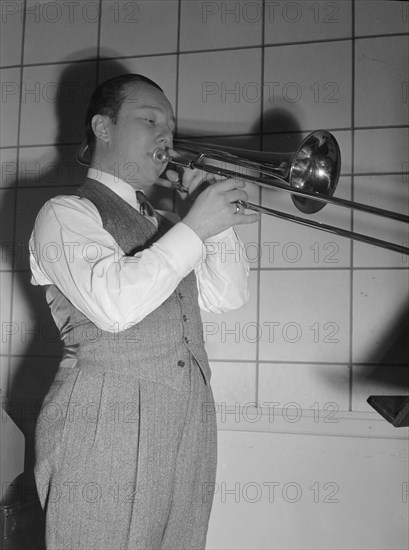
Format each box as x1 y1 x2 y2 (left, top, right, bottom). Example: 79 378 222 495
217 177 247 190
165 169 180 182
233 212 260 224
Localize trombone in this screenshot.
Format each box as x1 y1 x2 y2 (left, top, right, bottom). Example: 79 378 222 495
77 131 409 255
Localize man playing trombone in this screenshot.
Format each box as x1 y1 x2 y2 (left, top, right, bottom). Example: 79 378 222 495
29 73 259 550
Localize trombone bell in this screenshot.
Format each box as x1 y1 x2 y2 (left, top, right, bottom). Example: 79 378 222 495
288 130 340 214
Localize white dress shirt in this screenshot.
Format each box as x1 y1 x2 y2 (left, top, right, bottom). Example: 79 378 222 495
29 169 250 332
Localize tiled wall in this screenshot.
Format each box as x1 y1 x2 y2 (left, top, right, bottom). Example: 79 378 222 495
1 1 408 547
1 0 408 404
1 0 408 415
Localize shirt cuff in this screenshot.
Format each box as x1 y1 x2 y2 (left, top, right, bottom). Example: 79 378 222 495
204 226 235 243
153 221 204 275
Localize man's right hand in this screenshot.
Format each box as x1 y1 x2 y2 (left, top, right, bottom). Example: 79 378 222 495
182 178 260 241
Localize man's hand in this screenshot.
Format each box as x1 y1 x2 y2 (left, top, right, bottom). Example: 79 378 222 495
165 165 215 199
182 178 260 241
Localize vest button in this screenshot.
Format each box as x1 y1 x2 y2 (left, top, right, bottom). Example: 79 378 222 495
184 336 190 344
183 315 188 322
177 360 185 367
178 292 184 299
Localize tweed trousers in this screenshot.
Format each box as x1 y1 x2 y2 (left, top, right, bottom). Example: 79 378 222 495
34 356 217 550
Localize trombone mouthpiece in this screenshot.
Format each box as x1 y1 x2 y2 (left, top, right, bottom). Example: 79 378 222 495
151 148 170 164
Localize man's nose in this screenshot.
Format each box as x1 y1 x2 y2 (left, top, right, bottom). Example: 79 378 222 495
157 127 173 148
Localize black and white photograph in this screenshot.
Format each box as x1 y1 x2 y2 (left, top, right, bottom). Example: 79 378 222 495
0 1 408 549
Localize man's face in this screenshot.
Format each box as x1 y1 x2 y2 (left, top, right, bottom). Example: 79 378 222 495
103 82 175 190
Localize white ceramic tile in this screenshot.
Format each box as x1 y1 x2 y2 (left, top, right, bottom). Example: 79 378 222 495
353 175 409 267
180 0 262 51
178 49 262 136
355 0 409 36
355 36 409 127
17 145 87 187
0 0 24 67
263 41 352 132
0 68 21 147
259 270 350 363
19 62 97 146
0 188 16 271
352 365 409 413
98 55 178 112
23 0 98 64
210 361 257 409
354 128 409 175
264 0 352 44
258 363 349 411
259 213 352 269
259 174 352 268
0 272 13 356
352 270 409 364
11 270 63 357
100 0 178 57
201 271 258 361
1 148 18 187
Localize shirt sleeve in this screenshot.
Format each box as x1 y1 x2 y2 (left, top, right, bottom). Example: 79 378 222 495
196 227 250 313
29 195 203 332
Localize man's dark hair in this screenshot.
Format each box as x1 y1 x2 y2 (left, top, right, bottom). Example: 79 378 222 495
85 73 163 153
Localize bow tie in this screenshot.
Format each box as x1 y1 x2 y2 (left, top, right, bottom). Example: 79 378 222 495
135 190 158 226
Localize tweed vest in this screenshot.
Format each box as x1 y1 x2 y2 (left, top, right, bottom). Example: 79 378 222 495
45 178 211 389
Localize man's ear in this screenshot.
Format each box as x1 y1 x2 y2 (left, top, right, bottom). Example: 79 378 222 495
91 115 111 143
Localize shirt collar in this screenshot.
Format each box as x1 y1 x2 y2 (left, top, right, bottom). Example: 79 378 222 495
87 167 138 209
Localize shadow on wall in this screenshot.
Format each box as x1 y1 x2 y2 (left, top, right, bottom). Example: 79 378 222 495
172 100 305 218
0 54 131 544
262 102 305 150
353 301 409 390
